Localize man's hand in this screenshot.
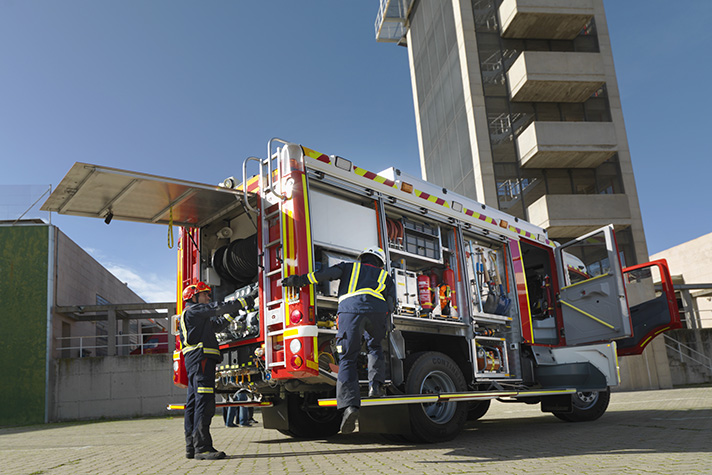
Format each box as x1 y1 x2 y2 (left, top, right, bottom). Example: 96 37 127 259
282 275 306 288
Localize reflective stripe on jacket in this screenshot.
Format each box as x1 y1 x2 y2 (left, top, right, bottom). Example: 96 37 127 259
305 262 395 314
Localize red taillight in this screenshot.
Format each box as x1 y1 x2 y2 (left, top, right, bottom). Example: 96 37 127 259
290 309 303 325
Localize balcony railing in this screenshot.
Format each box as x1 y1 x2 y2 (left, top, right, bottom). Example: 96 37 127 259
56 332 172 358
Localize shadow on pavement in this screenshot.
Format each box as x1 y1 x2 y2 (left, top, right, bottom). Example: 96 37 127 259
245 407 711 460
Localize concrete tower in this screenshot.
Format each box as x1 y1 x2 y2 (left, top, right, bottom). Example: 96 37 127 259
376 0 648 265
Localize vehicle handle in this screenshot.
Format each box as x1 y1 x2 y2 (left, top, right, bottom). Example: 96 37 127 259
242 156 262 213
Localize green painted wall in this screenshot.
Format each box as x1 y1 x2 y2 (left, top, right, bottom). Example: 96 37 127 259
0 225 49 426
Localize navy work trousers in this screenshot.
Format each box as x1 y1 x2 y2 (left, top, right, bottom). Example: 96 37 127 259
184 358 216 453
335 311 387 409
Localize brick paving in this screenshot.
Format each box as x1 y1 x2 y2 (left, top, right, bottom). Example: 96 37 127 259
1 387 710 474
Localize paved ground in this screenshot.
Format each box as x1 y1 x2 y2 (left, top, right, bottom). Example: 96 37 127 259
1 387 710 475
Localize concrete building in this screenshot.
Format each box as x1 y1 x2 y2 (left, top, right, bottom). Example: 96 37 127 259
0 220 171 425
651 232 712 330
375 0 646 266
375 0 675 390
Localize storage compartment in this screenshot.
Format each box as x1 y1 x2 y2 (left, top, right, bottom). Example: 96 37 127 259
386 216 442 263
474 337 510 377
393 268 418 314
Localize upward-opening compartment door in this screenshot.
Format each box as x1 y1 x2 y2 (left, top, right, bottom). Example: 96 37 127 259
554 225 631 346
40 162 245 227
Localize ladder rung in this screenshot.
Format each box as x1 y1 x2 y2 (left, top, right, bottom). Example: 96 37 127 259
266 210 280 219
268 362 286 368
265 239 281 248
267 330 284 337
267 299 284 307
266 268 283 278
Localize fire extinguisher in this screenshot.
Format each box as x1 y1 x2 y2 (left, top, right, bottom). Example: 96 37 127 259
429 268 439 306
173 346 188 388
442 262 457 313
418 273 433 312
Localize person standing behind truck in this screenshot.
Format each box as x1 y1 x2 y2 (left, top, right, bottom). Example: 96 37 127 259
282 247 396 434
180 281 255 460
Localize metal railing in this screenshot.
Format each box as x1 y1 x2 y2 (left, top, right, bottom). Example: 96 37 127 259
56 332 171 357
663 333 712 374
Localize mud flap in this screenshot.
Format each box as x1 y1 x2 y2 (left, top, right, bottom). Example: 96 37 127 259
261 400 289 431
540 394 573 414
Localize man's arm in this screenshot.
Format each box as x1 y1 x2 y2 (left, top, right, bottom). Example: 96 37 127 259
385 274 397 314
282 263 345 288
209 292 257 331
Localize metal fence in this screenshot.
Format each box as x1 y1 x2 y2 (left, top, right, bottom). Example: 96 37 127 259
56 332 171 357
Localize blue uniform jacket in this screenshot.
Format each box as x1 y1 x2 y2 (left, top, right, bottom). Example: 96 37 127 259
179 298 250 367
306 262 396 314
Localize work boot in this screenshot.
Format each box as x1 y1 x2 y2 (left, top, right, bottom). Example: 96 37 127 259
368 382 384 398
195 450 226 460
185 449 195 459
340 406 359 434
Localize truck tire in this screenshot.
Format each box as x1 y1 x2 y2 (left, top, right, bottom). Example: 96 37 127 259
280 393 341 439
405 352 467 443
553 388 610 422
467 400 491 421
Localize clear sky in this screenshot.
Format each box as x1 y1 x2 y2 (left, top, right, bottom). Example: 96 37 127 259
2 1 710 302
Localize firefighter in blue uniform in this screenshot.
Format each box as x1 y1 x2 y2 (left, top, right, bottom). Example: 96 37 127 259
282 246 395 434
180 281 255 460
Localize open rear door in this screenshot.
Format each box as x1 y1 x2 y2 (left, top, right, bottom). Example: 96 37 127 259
554 225 632 346
40 162 243 227
616 259 682 356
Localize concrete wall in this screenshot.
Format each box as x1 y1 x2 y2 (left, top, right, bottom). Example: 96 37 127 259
616 336 673 391
52 354 185 421
651 232 712 329
664 329 712 386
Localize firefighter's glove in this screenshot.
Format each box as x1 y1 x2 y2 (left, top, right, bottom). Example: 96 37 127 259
282 274 307 288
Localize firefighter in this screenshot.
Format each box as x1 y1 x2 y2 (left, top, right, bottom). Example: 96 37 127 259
180 281 255 460
282 246 395 434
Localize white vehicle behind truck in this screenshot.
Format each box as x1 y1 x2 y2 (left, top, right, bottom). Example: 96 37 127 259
42 138 681 442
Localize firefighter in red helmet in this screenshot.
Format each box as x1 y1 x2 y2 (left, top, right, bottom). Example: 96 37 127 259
180 281 256 460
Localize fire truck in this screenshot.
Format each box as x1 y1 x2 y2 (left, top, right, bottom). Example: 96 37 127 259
42 138 681 442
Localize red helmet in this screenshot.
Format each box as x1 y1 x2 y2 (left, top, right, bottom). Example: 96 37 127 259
182 281 212 301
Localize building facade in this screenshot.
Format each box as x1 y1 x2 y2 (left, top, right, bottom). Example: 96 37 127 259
0 220 150 425
651 232 712 330
376 0 647 266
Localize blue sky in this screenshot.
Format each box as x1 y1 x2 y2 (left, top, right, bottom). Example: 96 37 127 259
2 1 710 302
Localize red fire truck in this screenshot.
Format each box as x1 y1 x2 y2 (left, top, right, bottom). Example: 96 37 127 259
43 138 680 442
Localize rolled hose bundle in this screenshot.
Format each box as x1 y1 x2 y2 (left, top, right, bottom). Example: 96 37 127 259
213 234 258 286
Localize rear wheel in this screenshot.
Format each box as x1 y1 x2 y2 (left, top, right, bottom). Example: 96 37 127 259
553 388 610 422
405 352 467 443
280 393 341 438
467 400 491 421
